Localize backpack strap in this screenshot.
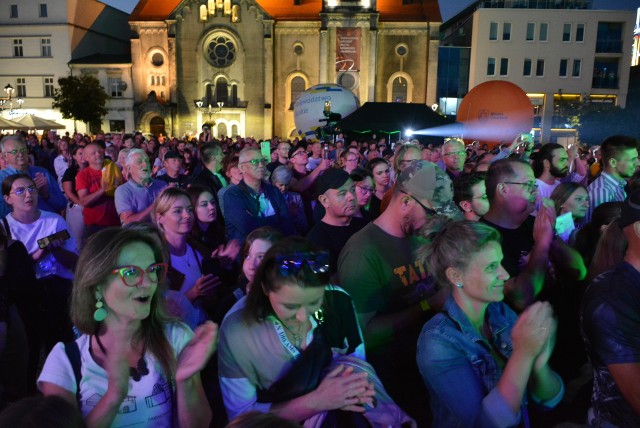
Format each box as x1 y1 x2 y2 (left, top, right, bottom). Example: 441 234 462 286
64 341 82 405
1 217 11 240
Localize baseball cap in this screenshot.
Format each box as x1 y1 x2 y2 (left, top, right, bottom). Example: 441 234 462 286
397 160 461 219
316 168 362 197
288 144 307 159
164 151 183 160
620 190 640 229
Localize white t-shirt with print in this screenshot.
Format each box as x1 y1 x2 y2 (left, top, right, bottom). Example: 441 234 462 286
38 323 193 428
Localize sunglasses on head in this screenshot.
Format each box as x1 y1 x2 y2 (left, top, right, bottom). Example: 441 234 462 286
276 252 330 276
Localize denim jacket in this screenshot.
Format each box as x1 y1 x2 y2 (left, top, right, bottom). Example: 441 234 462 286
417 295 562 428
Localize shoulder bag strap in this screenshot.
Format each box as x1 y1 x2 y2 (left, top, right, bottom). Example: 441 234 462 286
64 341 82 405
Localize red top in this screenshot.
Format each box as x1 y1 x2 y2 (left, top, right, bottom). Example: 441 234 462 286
75 168 120 227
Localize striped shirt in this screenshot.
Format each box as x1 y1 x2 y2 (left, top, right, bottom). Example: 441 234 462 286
586 171 627 222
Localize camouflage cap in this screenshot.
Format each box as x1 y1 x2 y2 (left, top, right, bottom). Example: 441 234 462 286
397 160 461 219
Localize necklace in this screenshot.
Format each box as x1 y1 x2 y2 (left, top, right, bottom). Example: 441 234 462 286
93 334 149 381
280 320 305 348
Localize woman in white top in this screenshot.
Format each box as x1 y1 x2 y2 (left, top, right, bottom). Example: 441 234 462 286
38 227 216 428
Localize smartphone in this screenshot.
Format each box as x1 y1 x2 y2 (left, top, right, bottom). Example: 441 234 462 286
37 230 71 249
260 141 271 160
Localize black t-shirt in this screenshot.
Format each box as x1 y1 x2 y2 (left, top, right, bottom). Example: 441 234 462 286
582 262 640 427
156 173 190 189
480 216 535 278
306 217 368 275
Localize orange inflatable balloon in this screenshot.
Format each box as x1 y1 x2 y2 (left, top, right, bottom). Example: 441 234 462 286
457 80 534 147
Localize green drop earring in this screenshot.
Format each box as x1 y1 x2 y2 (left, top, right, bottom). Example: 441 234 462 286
94 295 107 322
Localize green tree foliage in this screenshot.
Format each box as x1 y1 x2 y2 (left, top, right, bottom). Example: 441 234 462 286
52 74 108 128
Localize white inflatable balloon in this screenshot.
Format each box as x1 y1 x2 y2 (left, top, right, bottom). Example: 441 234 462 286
294 84 359 139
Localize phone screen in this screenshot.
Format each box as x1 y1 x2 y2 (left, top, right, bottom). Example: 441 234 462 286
260 141 271 160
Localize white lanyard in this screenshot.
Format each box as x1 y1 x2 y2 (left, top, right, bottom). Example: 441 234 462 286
269 317 301 359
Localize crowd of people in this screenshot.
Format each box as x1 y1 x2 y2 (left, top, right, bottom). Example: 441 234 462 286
0 128 638 428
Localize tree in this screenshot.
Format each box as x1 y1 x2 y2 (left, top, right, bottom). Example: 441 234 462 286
52 74 108 131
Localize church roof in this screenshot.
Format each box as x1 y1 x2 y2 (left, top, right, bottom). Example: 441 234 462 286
130 0 441 22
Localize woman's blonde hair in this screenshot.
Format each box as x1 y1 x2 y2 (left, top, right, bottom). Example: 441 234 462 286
417 216 501 287
70 227 176 378
152 187 191 232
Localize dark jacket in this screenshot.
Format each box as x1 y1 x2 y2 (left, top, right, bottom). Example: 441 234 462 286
223 180 295 242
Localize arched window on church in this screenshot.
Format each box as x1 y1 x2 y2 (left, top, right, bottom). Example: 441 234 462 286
230 84 238 107
205 84 214 106
161 76 166 86
231 124 238 136
150 76 155 86
216 77 228 105
392 76 408 103
290 76 306 109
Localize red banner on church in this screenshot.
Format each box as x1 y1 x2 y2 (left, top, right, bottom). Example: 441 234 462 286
336 28 360 71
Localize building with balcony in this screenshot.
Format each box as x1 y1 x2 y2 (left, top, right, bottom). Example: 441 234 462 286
439 0 636 143
0 0 132 133
128 0 442 139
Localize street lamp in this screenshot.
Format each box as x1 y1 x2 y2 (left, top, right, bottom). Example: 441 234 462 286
194 100 224 123
0 84 24 116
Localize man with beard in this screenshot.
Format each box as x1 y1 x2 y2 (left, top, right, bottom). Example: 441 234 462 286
114 149 166 224
587 135 639 221
337 161 457 425
306 169 367 275
480 158 586 311
532 143 586 215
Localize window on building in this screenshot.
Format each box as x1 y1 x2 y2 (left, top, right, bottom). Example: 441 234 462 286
41 38 51 57
109 77 123 97
44 77 54 97
16 78 26 97
563 23 571 42
215 78 228 104
596 22 623 53
290 76 305 109
576 23 585 42
161 76 166 85
500 58 509 76
572 59 582 77
39 3 47 17
13 39 23 57
503 22 511 41
489 22 498 41
392 76 408 102
536 60 545 77
539 23 548 41
523 59 532 76
559 59 568 77
10 4 17 18
526 23 535 41
487 58 496 76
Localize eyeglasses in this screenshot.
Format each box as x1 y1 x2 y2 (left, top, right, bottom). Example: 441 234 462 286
242 158 269 166
502 181 537 193
471 194 488 200
356 185 375 194
443 151 466 157
4 148 27 156
277 252 330 276
111 263 168 287
402 191 437 216
10 186 37 197
292 151 308 157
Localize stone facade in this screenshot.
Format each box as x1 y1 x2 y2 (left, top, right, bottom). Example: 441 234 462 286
129 0 441 139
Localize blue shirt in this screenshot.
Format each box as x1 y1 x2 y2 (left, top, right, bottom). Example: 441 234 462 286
0 165 67 218
417 295 563 427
